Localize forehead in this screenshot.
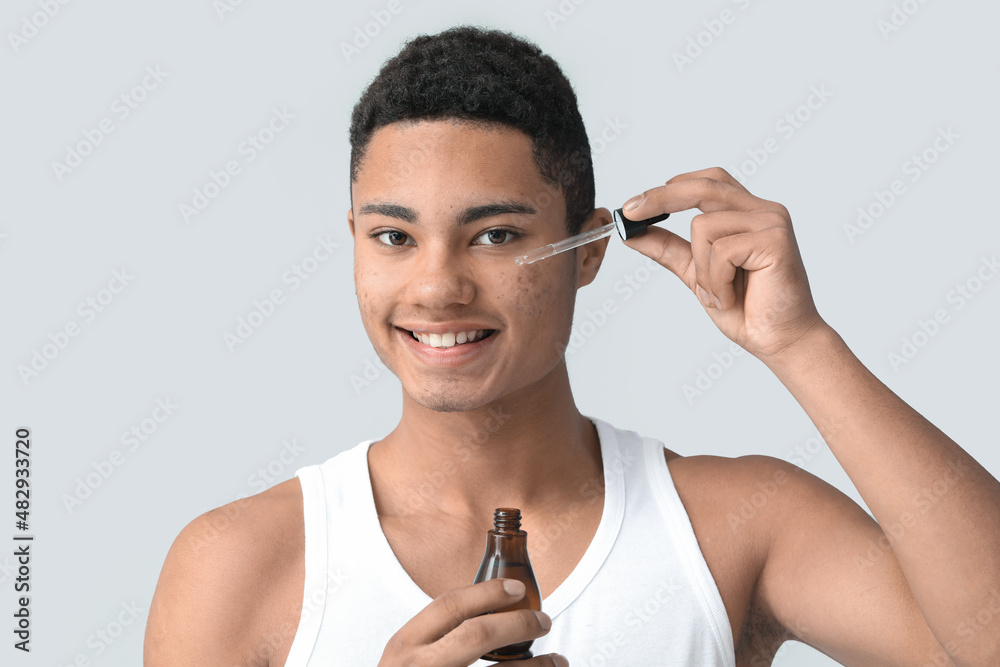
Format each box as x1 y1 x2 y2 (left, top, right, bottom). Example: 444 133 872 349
355 120 549 198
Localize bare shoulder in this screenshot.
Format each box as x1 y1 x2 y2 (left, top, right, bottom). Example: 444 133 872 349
662 451 799 663
663 449 794 545
144 478 305 666
661 451 947 665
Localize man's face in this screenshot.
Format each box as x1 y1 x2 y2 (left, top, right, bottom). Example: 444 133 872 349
348 119 607 412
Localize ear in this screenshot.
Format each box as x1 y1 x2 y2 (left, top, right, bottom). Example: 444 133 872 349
348 206 356 239
575 207 613 289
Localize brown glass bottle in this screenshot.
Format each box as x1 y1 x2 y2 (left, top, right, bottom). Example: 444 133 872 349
473 507 543 661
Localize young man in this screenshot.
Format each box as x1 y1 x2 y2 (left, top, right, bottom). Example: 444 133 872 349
144 26 1000 667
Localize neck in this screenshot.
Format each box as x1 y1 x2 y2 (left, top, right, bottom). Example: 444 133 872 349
369 360 603 522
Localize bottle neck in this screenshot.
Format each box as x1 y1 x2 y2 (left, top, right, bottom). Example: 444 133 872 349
493 507 522 534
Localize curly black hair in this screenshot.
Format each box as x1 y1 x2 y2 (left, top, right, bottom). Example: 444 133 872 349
349 25 595 236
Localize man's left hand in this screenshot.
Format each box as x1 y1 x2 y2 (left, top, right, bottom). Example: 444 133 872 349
621 166 828 363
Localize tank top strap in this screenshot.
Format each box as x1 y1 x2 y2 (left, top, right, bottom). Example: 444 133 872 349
283 463 328 666
607 420 736 663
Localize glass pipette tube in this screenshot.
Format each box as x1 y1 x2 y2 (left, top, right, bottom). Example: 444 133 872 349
513 222 616 266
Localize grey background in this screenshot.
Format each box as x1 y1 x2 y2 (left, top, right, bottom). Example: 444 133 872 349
2 0 998 664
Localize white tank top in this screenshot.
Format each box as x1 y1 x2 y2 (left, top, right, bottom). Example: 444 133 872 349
284 417 736 666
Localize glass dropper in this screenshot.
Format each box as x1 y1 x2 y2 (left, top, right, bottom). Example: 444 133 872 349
513 222 616 266
513 208 670 266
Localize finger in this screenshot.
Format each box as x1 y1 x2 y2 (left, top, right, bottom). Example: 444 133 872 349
706 232 749 310
402 578 527 646
431 607 552 666
708 229 786 310
690 210 786 308
621 225 694 289
665 166 749 192
488 652 569 666
621 172 769 222
690 216 716 309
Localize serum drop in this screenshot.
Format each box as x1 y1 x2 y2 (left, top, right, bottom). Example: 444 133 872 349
473 507 543 661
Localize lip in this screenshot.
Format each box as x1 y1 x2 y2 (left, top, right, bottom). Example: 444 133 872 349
397 326 498 367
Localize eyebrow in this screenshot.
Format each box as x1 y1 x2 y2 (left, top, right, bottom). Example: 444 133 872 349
357 200 538 226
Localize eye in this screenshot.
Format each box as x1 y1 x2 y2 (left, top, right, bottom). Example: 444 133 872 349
369 227 522 248
473 228 522 246
371 230 414 247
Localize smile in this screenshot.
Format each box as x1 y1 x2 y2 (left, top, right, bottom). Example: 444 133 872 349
396 326 499 366
408 329 496 348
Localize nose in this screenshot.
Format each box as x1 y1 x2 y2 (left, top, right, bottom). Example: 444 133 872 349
405 244 476 309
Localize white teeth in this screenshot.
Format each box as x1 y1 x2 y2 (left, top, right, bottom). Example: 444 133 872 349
412 329 491 348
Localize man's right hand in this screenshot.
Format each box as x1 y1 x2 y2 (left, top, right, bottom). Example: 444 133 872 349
377 578 568 667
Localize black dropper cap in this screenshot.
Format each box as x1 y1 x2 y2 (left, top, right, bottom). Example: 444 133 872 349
613 208 670 240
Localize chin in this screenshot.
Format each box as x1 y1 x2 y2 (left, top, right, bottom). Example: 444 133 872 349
406 383 504 414
410 393 486 414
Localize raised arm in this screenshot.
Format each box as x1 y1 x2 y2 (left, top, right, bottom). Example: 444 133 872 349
622 167 1000 666
760 323 1000 665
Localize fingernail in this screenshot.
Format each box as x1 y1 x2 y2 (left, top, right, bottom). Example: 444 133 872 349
697 285 713 308
534 611 551 631
503 579 525 596
713 294 723 310
624 193 644 211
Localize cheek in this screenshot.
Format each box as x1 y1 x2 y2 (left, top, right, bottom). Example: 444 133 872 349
509 263 573 326
354 264 383 322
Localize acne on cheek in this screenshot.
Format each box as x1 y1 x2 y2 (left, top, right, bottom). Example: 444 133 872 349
513 267 562 321
517 272 537 304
